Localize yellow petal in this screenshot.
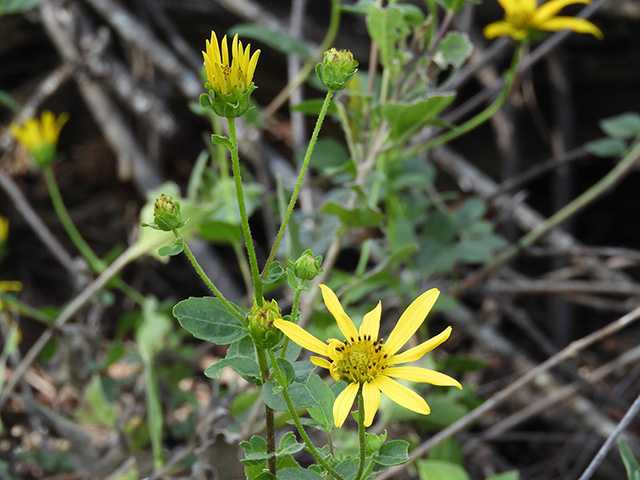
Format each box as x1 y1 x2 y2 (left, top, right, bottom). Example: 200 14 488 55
362 381 381 427
221 34 229 66
319 284 359 343
389 326 452 365
533 0 588 24
214 62 227 93
537 16 603 38
310 356 331 370
483 21 525 40
384 289 439 356
232 33 239 63
359 301 381 341
385 366 462 389
273 319 329 356
246 49 260 85
333 382 359 428
373 375 430 415
209 31 221 65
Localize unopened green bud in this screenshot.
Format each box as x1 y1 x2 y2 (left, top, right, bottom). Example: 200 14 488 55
293 249 323 281
316 48 358 91
144 194 186 231
248 298 284 348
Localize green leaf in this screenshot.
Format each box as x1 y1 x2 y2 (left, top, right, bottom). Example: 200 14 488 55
173 297 247 345
320 201 382 228
262 380 316 411
486 471 520 480
158 237 184 257
600 112 640 139
585 138 628 158
416 459 471 480
199 220 243 244
276 358 296 386
619 438 640 480
306 373 335 430
435 0 481 12
0 90 21 112
211 134 233 151
434 32 472 69
232 25 313 61
76 375 117 428
277 467 325 480
304 138 350 173
374 440 410 466
263 262 286 286
366 4 408 72
428 437 464 465
0 0 44 14
204 355 261 383
277 432 305 456
380 94 456 140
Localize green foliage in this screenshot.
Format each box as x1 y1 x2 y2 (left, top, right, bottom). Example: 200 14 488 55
173 297 247 345
486 471 520 480
586 112 640 157
232 24 314 61
416 459 471 480
0 0 44 15
619 438 640 480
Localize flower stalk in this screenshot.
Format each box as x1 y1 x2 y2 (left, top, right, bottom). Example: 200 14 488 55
262 89 335 277
227 117 264 305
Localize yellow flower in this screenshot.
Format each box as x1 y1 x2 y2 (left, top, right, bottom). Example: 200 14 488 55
9 111 69 167
274 285 461 428
203 32 260 95
484 0 603 41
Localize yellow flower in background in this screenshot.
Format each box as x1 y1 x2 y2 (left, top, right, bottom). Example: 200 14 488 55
9 111 69 167
484 0 603 41
203 32 260 95
275 285 461 428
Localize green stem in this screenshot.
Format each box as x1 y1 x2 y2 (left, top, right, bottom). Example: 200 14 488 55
42 166 105 272
262 89 335 276
255 346 277 475
402 44 522 159
354 385 367 480
267 349 345 480
178 233 247 325
458 138 640 294
227 117 264 304
262 0 341 120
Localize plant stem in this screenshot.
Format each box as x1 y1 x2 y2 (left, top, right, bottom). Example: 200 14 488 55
267 349 345 480
178 233 247 325
402 43 522 159
354 385 367 480
262 89 334 276
42 166 105 272
458 138 640 294
255 346 277 475
227 117 264 305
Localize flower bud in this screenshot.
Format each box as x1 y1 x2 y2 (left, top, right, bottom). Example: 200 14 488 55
248 298 284 348
147 194 185 231
316 48 359 91
293 250 323 281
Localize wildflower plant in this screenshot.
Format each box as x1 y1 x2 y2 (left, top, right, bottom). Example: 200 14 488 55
2 0 616 477
143 2 603 476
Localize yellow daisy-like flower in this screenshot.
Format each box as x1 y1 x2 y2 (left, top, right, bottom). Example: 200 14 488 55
274 285 462 428
484 0 603 41
203 32 260 95
9 111 69 167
